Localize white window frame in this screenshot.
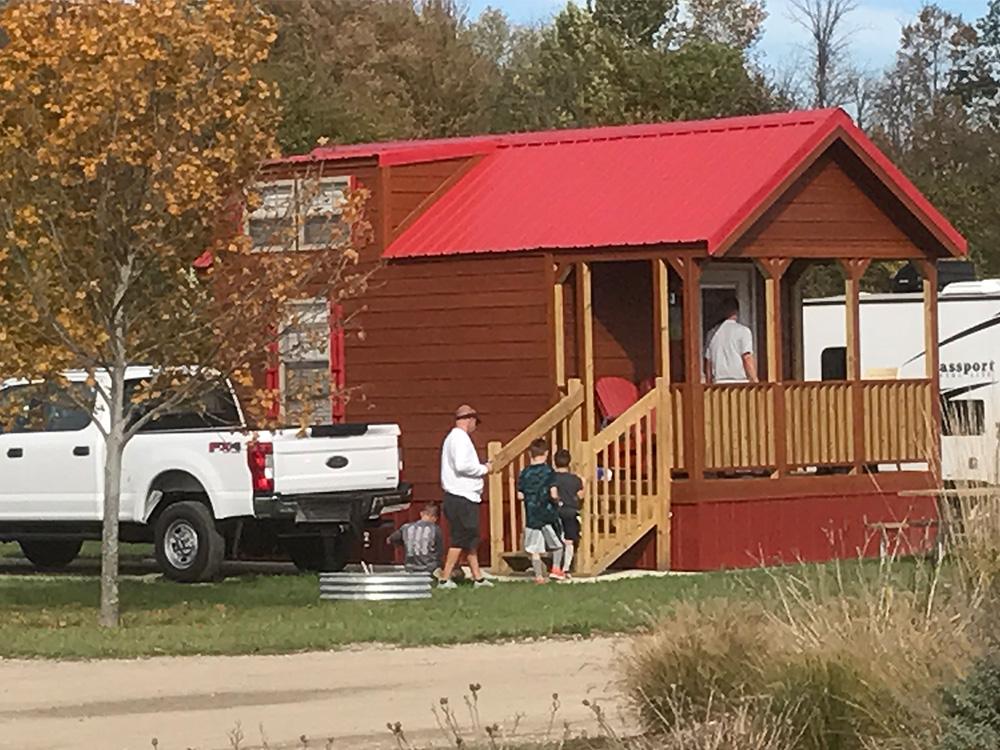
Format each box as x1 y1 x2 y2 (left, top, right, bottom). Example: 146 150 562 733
278 298 332 424
247 177 350 252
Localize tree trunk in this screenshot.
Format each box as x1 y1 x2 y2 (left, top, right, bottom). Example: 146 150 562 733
99 367 126 628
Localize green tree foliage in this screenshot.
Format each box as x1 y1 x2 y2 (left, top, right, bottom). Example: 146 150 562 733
487 0 779 131
262 0 780 151
261 0 495 153
869 5 1000 277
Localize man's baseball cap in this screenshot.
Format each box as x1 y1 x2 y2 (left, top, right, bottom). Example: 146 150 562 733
454 404 481 423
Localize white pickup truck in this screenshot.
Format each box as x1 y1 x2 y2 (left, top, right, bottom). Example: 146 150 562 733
0 368 411 582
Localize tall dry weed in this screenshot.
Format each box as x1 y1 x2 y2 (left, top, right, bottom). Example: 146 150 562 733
622 556 984 750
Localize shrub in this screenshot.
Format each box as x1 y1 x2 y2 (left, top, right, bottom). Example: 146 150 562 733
940 653 1000 750
622 560 982 750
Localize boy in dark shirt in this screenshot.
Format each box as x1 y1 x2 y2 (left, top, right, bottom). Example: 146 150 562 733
388 502 444 574
552 449 583 575
517 438 566 583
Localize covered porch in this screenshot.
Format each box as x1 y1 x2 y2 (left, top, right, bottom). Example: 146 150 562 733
488 252 943 574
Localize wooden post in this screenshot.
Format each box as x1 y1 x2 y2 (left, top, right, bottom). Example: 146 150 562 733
576 262 595 439
653 259 672 568
655 376 672 570
487 441 505 572
841 259 870 472
554 282 566 389
653 259 671 383
668 255 703 482
759 259 791 477
916 259 941 479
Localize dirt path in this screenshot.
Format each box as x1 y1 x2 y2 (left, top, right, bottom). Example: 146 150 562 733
0 637 626 750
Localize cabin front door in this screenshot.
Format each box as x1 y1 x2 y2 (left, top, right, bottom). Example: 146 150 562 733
699 265 757 380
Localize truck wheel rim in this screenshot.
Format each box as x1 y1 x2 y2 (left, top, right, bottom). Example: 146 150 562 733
164 520 199 570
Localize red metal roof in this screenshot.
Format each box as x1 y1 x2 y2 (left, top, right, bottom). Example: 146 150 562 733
287 108 967 259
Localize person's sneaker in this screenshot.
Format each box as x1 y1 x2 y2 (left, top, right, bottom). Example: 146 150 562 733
473 578 494 589
533 577 548 584
437 578 458 590
549 567 567 581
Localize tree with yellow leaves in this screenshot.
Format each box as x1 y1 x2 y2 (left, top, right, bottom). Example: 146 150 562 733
0 0 370 626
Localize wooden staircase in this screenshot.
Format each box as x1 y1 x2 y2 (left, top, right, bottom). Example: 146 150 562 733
488 378 672 576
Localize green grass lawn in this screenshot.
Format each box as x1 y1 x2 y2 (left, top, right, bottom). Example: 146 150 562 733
0 547 932 660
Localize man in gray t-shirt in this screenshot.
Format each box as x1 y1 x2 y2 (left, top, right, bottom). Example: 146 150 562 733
704 295 758 384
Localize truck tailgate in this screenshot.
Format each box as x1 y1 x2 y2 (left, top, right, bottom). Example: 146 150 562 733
270 424 401 496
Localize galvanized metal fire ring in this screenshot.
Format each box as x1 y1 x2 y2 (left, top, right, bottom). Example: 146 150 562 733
319 571 433 601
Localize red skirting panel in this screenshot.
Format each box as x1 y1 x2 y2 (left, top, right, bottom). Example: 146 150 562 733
669 485 939 571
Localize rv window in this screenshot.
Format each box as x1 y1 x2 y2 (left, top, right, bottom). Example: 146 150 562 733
821 347 847 381
942 399 986 437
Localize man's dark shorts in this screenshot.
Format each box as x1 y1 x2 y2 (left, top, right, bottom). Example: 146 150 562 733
559 508 581 542
443 492 480 550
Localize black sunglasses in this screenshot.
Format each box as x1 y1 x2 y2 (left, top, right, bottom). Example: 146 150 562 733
457 413 479 421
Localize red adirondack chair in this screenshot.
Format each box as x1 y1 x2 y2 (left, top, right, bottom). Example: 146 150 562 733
595 376 639 427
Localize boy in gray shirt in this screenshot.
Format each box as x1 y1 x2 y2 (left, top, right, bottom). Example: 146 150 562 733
388 503 444 574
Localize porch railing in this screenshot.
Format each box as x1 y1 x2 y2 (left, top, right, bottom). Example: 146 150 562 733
671 378 933 475
577 382 666 574
785 381 853 468
704 384 775 470
863 380 933 463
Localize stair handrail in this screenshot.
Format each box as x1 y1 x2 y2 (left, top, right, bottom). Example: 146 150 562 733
489 379 584 470
588 385 660 454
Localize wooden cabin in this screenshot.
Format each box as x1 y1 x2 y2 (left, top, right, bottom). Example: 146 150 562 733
266 108 966 574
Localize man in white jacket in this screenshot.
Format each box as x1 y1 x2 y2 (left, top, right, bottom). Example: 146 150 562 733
437 404 494 589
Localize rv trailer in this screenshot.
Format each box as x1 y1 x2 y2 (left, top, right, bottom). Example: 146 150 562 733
803 279 1000 484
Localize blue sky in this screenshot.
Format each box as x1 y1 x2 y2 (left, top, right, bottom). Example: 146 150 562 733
465 1 992 73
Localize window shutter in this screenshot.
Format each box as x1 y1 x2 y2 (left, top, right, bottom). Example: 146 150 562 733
266 340 281 419
330 302 346 423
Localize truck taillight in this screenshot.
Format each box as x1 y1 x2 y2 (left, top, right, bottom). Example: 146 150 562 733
248 442 274 494
398 445 404 475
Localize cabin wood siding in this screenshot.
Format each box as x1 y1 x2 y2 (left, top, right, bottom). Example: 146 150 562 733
732 155 920 259
344 253 553 516
386 158 472 239
592 261 655 384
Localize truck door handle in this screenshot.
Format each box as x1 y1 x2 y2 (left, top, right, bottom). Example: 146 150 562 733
73 446 90 457
7 448 22 458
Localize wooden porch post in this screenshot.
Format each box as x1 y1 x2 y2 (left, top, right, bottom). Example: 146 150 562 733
488 441 504 572
554 281 566 389
841 259 870 472
653 259 672 570
915 259 941 479
576 262 595 439
759 259 791 476
668 255 703 482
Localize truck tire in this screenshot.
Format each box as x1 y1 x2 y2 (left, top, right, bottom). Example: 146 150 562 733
18 538 83 570
286 534 351 573
154 501 224 583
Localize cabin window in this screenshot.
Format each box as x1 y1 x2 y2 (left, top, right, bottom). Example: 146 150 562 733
248 177 349 251
820 347 847 381
280 299 333 424
942 399 986 437
0 382 95 433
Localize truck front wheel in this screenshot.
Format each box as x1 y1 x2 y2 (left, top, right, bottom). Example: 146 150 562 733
19 538 83 570
154 501 224 583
